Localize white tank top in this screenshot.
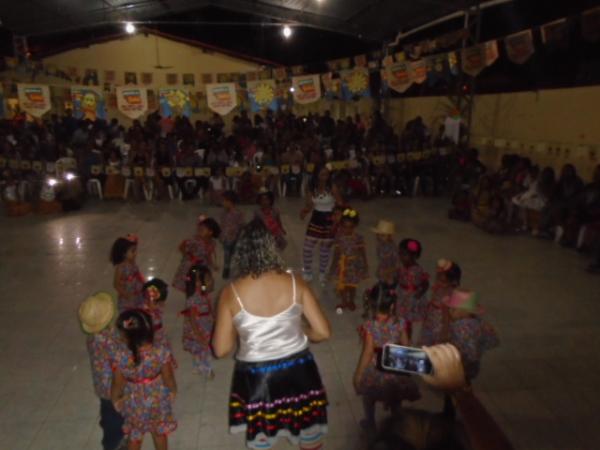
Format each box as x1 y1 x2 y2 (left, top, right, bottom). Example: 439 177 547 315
312 191 335 212
231 273 308 362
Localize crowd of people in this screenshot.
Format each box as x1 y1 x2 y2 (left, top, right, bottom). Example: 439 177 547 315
77 166 501 450
0 108 457 214
448 151 600 273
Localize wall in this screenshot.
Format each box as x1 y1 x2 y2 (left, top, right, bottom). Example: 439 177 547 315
384 86 600 180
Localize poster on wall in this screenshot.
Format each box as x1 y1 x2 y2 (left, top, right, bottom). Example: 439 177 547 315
291 74 321 104
71 86 106 121
340 67 370 100
159 88 191 117
384 62 413 93
247 79 278 112
116 86 148 119
205 83 237 116
17 84 51 117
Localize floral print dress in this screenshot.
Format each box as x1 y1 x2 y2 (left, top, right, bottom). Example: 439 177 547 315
357 318 420 404
376 240 399 283
181 292 214 374
86 328 119 399
396 263 430 322
330 233 368 291
142 303 177 369
113 345 177 441
117 262 145 312
172 238 215 292
419 283 453 347
449 316 499 380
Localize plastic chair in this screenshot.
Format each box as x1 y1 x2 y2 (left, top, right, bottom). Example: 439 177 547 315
122 167 134 200
87 165 103 200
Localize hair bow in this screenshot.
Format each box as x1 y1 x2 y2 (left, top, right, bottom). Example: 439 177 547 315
343 209 357 218
145 285 160 301
197 214 207 225
437 259 452 272
122 317 137 330
407 240 419 252
125 234 138 244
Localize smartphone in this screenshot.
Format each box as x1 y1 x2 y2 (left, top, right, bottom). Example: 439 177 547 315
381 344 433 375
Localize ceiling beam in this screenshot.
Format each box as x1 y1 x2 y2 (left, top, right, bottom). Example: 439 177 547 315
207 0 381 42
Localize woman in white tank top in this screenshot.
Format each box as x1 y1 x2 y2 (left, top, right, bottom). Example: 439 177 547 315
213 219 331 450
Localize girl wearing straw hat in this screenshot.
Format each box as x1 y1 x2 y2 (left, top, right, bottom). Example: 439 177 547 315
78 292 125 450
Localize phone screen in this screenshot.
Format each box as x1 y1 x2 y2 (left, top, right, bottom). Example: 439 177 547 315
381 344 433 375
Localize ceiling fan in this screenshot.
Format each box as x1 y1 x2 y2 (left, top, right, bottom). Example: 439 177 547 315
153 35 174 69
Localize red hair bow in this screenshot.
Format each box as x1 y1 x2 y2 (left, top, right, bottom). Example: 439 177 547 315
125 234 139 244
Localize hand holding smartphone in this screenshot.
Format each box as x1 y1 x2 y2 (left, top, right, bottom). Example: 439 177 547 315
381 343 434 375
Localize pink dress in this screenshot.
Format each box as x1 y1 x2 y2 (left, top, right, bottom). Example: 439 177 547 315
357 318 420 404
142 303 177 368
113 345 177 441
117 262 145 312
172 238 215 292
419 283 453 347
181 292 214 374
396 263 429 322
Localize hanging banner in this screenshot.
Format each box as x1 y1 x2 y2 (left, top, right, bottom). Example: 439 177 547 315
71 86 106 121
159 87 192 117
541 18 568 47
410 59 427 84
505 30 535 64
321 72 341 99
461 41 498 77
291 74 321 104
17 84 51 118
448 51 460 75
247 79 278 112
340 67 370 100
205 83 237 116
581 7 600 42
425 54 451 86
384 61 413 93
354 54 367 67
116 86 148 120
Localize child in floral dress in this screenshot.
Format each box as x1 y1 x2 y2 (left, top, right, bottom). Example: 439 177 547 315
142 278 177 368
111 309 177 450
396 239 430 333
329 208 368 311
445 289 500 381
255 189 287 251
353 287 420 434
419 259 462 347
111 234 145 312
172 217 220 292
78 292 124 450
219 191 245 279
180 264 215 378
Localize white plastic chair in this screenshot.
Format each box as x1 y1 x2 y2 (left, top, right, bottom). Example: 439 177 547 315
87 165 103 200
122 167 134 200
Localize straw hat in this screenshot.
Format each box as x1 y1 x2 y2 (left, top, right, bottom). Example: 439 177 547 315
444 289 484 315
78 292 116 334
370 220 396 235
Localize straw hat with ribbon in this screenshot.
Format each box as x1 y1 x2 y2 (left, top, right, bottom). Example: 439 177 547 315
78 292 116 334
370 220 396 235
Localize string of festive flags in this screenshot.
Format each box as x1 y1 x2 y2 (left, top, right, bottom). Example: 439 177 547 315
1 6 598 119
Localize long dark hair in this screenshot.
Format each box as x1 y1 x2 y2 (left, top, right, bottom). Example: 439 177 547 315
367 281 398 315
309 163 333 194
110 238 136 265
116 309 153 365
185 264 212 298
231 219 284 278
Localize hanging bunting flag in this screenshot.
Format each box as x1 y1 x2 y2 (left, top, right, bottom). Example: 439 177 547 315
382 55 394 67
410 59 427 84
291 65 305 76
141 72 153 85
247 79 279 112
83 69 99 86
461 41 498 77
541 18 569 48
291 74 321 104
448 51 460 75
384 61 413 93
17 84 51 118
321 72 341 99
505 30 535 64
71 86 106 121
581 7 600 42
116 86 148 120
205 83 237 116
354 54 367 67
340 67 370 100
274 67 287 81
425 55 451 86
159 87 192 117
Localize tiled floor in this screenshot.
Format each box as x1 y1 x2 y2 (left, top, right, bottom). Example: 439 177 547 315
0 196 599 450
